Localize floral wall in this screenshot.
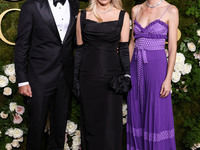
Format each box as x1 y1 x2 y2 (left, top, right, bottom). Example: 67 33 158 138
0 0 200 150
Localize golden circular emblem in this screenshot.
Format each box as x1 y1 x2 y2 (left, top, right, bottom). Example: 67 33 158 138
165 29 181 44
0 9 20 45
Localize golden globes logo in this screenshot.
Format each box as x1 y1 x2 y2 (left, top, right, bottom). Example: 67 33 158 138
0 9 20 45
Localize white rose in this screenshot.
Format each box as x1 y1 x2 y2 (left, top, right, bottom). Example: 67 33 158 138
13 114 23 124
4 64 15 76
0 111 8 119
9 75 16 83
174 63 184 72
195 143 200 148
5 128 14 137
72 135 81 146
3 87 12 96
181 63 192 75
17 137 23 142
182 86 188 93
75 130 81 137
122 103 127 112
0 75 9 88
122 109 127 117
192 143 200 150
198 39 200 44
123 117 127 125
12 128 23 139
9 102 17 112
71 144 80 150
197 29 200 37
187 42 196 52
181 81 185 85
193 52 200 60
172 71 181 83
64 143 70 150
15 105 25 115
66 120 77 135
5 143 12 150
11 139 20 148
176 53 185 64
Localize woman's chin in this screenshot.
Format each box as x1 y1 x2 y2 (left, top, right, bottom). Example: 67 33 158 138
98 0 111 6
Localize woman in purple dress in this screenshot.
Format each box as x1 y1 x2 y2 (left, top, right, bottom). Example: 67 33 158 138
127 0 179 149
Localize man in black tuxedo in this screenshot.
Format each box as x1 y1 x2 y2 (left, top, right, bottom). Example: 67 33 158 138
14 0 81 149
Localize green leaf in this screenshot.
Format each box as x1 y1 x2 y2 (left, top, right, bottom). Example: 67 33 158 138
180 42 186 51
184 38 193 43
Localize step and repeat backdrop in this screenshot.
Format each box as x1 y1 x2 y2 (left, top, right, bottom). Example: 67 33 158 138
0 0 200 150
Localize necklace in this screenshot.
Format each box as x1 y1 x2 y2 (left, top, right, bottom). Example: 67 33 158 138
146 0 163 8
96 4 113 14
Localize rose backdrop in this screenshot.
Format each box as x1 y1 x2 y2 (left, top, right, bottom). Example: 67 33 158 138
0 0 200 150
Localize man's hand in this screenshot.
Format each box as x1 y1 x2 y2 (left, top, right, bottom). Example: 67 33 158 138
18 84 32 97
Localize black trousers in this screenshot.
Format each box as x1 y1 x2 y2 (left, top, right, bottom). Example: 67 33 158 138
26 75 70 150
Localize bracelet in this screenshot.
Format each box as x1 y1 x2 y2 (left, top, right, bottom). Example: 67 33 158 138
124 74 131 78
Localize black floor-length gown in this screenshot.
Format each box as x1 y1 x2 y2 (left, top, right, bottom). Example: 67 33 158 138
79 10 125 150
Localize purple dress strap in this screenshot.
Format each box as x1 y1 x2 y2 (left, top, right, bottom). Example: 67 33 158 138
159 4 172 19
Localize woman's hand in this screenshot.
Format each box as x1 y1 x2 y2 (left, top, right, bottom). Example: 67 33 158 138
160 79 171 98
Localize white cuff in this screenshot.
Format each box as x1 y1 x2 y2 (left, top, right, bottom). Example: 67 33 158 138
18 82 29 87
124 74 131 78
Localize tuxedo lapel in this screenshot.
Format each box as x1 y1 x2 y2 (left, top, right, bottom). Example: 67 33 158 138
62 0 76 44
34 0 61 43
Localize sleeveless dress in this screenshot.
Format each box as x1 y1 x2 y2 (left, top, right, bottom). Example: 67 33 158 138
127 5 176 150
79 10 125 150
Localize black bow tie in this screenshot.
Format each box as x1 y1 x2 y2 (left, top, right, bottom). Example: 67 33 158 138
53 0 66 7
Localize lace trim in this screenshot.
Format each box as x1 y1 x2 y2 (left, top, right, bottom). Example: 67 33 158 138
134 19 168 32
129 128 175 142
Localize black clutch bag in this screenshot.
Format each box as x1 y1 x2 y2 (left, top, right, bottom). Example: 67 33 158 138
109 74 132 94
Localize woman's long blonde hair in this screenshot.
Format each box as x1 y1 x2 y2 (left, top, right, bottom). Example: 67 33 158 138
86 0 123 22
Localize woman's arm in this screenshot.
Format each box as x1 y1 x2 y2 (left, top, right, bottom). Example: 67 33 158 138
129 6 137 61
110 11 131 93
73 11 84 97
160 6 179 98
118 12 130 76
120 12 130 42
76 12 83 45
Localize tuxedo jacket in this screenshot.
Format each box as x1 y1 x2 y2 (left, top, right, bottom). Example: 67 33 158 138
14 0 80 89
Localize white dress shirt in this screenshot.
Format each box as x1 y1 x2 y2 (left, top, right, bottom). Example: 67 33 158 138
18 0 70 87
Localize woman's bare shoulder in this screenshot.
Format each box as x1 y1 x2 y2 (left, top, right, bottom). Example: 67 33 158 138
168 5 179 15
162 1 178 15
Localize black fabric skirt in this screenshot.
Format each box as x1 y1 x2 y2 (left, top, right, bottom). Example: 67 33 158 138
80 76 123 150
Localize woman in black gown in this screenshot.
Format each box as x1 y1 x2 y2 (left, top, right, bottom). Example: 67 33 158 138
73 0 131 149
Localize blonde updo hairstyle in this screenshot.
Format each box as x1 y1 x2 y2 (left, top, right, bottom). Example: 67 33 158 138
86 0 123 22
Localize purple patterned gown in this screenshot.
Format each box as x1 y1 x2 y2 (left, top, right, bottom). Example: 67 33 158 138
127 5 176 150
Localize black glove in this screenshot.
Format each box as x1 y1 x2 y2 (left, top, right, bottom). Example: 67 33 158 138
119 42 130 75
109 42 132 94
73 44 85 98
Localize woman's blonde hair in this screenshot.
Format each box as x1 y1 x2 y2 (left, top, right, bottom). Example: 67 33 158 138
86 0 123 22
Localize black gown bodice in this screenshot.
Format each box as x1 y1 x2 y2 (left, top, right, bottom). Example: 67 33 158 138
80 10 125 78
